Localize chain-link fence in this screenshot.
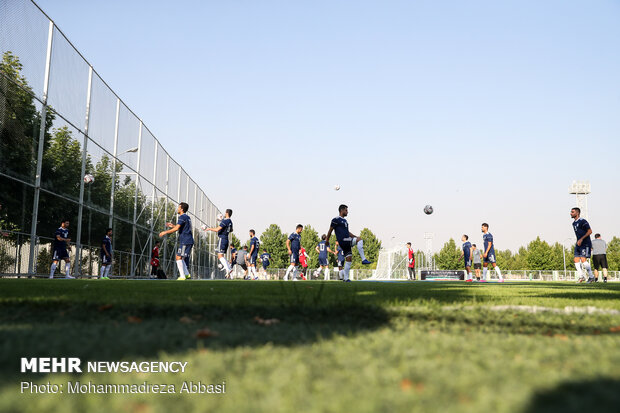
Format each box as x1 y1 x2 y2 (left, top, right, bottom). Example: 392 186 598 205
0 0 222 279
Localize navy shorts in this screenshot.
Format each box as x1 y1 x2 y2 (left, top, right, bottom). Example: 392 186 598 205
339 239 353 258
464 259 472 267
262 262 269 270
52 248 69 261
483 253 496 264
318 256 328 266
177 244 193 258
249 254 258 265
574 245 591 258
337 259 344 268
101 255 112 265
216 237 229 254
290 252 299 265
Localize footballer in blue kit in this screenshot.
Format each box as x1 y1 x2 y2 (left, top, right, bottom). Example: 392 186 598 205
325 204 372 282
314 235 336 280
571 207 595 283
284 225 303 281
100 228 113 279
205 209 234 278
481 223 503 282
260 250 271 275
461 235 473 281
248 229 260 280
50 219 73 279
159 202 194 280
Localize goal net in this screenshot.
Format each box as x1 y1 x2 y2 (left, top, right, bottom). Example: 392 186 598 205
371 247 409 280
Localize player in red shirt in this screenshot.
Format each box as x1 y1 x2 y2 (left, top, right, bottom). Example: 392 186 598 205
150 241 160 278
299 246 309 280
406 242 416 280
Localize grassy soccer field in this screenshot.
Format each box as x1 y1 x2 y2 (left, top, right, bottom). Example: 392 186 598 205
1 279 619 413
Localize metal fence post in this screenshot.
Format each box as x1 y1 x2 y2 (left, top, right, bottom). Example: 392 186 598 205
108 99 120 228
28 21 54 277
130 121 143 277
75 65 93 277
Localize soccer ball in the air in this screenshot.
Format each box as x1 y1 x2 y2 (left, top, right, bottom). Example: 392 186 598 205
334 185 340 191
217 213 224 221
83 174 95 184
424 205 434 215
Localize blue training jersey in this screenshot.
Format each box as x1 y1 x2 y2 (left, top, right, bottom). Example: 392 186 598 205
260 253 271 266
483 233 495 256
54 227 69 250
101 235 112 257
177 214 194 245
250 237 260 256
462 241 471 258
318 240 328 258
218 218 233 238
573 218 592 247
330 217 349 243
289 232 301 252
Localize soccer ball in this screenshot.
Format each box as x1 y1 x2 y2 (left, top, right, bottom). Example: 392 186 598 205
216 213 224 221
334 185 340 191
424 205 434 215
83 174 95 184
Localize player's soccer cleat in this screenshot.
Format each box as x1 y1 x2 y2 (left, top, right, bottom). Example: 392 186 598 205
361 259 372 265
586 277 595 283
66 275 75 279
186 274 191 279
344 279 351 282
576 277 586 283
300 274 307 280
177 276 186 281
49 275 53 279
465 279 473 282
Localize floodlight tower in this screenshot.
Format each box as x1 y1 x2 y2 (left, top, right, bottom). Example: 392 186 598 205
424 232 434 270
569 181 591 219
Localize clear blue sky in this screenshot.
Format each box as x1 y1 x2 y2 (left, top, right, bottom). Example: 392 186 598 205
36 0 620 252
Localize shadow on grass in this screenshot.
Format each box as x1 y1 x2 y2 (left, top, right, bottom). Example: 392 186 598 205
523 377 620 413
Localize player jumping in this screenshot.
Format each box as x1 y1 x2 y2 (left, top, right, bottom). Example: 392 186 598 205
284 224 303 281
325 204 372 282
571 207 595 283
481 223 503 282
205 209 234 278
159 202 194 280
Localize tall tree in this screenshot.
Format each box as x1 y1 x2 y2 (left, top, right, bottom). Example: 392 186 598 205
434 238 462 270
259 224 288 268
607 236 620 271
525 237 555 270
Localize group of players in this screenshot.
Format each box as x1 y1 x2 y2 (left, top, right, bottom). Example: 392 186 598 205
48 203 607 284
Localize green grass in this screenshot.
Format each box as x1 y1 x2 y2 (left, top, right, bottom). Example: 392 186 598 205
1 279 620 413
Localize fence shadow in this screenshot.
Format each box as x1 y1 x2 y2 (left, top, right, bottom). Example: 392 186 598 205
523 377 620 413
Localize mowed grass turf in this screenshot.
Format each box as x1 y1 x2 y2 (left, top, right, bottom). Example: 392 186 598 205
1 279 620 413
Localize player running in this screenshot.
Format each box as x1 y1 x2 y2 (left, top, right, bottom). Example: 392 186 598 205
50 219 73 279
100 228 113 279
260 249 271 279
314 235 335 280
325 204 372 282
571 207 595 283
204 209 234 278
159 202 194 280
481 223 503 282
248 229 260 280
299 245 309 280
461 235 473 282
284 225 303 281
